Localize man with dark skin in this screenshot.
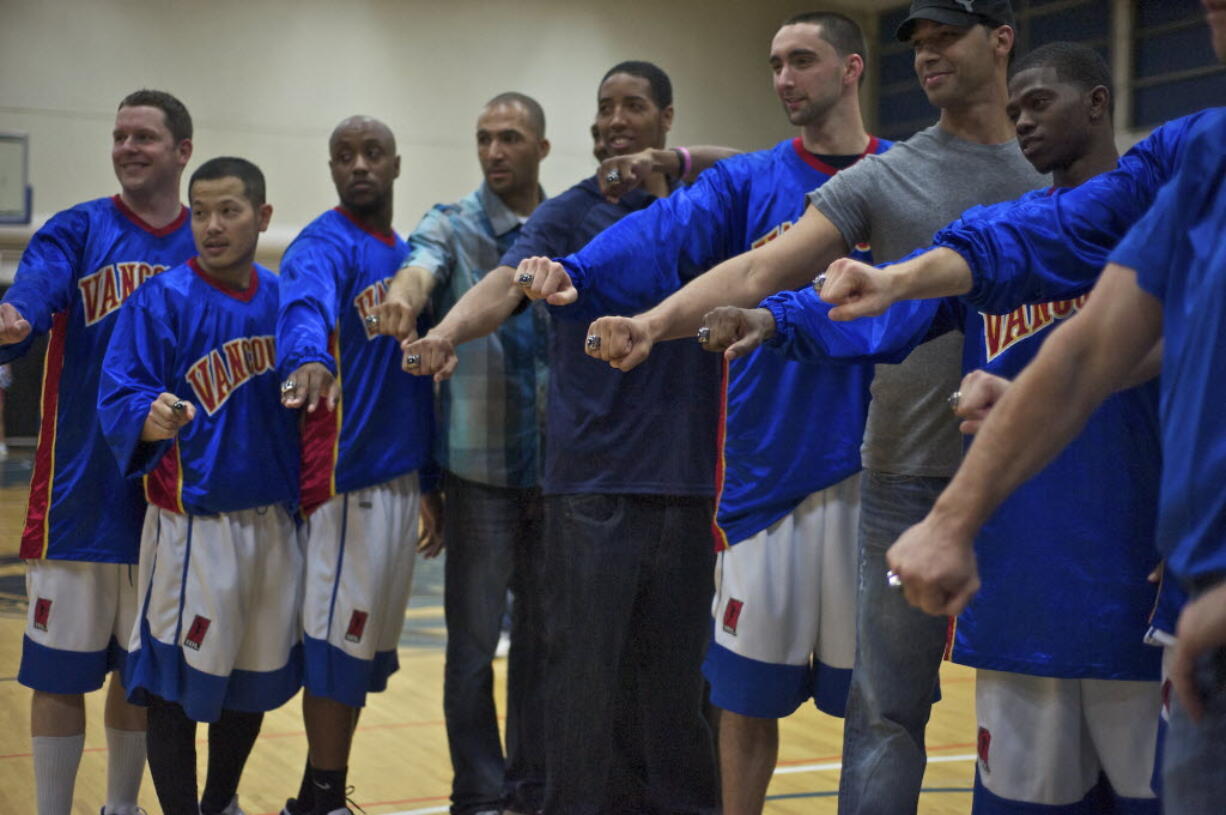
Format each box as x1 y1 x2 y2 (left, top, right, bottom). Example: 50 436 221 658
277 116 440 815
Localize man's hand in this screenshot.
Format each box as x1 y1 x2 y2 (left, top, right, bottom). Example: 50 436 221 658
401 333 458 382
953 370 1011 435
0 303 32 345
886 513 981 616
819 257 903 321
281 362 339 413
366 294 421 342
1171 581 1226 723
417 490 445 558
140 393 196 441
597 149 658 202
584 315 655 371
700 307 776 360
515 257 578 305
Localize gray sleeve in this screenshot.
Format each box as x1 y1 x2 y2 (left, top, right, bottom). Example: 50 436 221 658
806 161 874 252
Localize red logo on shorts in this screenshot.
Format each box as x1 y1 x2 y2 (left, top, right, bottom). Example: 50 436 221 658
33 598 52 631
345 610 369 643
977 726 991 774
722 599 744 635
184 615 211 651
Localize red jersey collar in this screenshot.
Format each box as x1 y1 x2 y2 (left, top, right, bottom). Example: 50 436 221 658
334 206 396 246
188 257 260 302
791 136 881 176
111 194 188 237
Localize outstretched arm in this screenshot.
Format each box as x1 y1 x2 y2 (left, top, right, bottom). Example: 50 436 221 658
886 263 1163 616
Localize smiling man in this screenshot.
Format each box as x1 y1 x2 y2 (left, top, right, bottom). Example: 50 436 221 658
0 89 195 815
402 62 723 814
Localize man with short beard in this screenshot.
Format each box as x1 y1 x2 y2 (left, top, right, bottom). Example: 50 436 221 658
277 116 440 815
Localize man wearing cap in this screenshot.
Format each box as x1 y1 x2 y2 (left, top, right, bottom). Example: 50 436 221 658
571 2 1044 810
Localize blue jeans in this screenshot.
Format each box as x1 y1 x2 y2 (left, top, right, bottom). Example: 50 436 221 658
443 472 546 814
542 493 718 815
839 470 951 814
1162 608 1226 813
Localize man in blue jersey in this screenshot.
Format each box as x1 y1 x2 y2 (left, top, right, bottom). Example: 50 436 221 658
574 3 1047 810
511 13 886 813
0 89 195 815
277 116 439 815
376 92 552 815
402 62 727 814
705 42 1166 812
99 156 299 815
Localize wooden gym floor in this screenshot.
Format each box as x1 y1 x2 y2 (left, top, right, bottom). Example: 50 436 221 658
0 449 977 814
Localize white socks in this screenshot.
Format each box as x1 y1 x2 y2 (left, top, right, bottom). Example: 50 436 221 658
32 733 84 815
104 727 147 814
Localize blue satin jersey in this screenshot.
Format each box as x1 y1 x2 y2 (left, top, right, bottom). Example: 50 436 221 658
1 196 194 563
99 260 298 515
561 137 890 545
1112 107 1226 587
277 208 435 512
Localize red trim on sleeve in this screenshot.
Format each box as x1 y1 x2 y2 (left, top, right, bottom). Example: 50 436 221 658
709 358 732 552
791 135 881 176
111 195 189 237
333 207 396 246
21 312 69 559
188 257 260 302
144 441 186 514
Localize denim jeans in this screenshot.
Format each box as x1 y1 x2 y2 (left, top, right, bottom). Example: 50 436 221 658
839 470 951 815
542 493 718 815
1162 642 1226 811
443 472 546 814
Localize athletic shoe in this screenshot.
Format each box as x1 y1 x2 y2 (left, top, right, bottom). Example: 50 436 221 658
207 796 246 815
280 800 304 815
100 809 149 815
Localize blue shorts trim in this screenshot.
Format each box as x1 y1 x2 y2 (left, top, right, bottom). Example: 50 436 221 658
972 769 1158 814
18 635 127 694
703 641 810 719
302 633 399 708
124 620 303 722
811 659 852 717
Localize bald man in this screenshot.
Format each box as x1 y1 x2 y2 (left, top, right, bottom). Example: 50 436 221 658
276 116 441 815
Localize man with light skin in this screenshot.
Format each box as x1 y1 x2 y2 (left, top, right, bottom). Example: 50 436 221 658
512 13 888 814
567 3 1047 810
0 89 195 815
372 92 552 815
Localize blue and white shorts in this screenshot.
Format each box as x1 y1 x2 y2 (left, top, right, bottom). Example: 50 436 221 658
704 472 859 718
124 503 304 722
301 471 421 708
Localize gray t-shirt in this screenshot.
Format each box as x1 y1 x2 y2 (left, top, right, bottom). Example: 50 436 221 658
808 125 1047 477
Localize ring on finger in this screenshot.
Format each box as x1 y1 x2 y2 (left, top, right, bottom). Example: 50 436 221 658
171 400 186 413
605 168 622 185
280 379 297 394
886 569 904 589
585 335 602 350
947 390 961 411
404 354 421 369
516 272 535 286
813 274 827 292
364 313 379 327
696 326 711 345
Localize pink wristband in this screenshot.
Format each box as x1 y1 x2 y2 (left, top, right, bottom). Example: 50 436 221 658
674 146 693 180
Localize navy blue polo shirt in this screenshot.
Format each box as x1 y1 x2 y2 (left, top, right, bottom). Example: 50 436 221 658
500 176 721 497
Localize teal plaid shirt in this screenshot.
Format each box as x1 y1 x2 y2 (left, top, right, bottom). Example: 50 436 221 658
404 183 549 488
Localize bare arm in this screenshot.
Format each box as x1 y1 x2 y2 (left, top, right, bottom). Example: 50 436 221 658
820 248 973 321
369 265 436 340
598 145 742 201
886 263 1164 615
400 264 524 381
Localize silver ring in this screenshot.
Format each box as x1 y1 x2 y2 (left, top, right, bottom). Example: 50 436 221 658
696 326 711 345
585 335 602 350
948 390 961 411
171 400 186 413
404 354 421 369
605 168 622 185
813 273 827 292
517 272 534 286
280 379 297 394
364 313 379 327
886 569 903 589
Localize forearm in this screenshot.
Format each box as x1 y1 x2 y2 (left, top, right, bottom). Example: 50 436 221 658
431 265 523 345
388 265 436 312
884 248 973 302
656 146 740 182
1120 339 1162 389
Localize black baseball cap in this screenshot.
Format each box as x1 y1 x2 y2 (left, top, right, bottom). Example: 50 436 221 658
896 0 1016 42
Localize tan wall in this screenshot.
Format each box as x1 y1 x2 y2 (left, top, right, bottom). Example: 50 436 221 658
0 0 876 272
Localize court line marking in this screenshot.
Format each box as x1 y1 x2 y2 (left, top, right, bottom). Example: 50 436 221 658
374 754 980 815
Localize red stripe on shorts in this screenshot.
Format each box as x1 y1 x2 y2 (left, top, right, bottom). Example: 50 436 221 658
21 312 69 559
